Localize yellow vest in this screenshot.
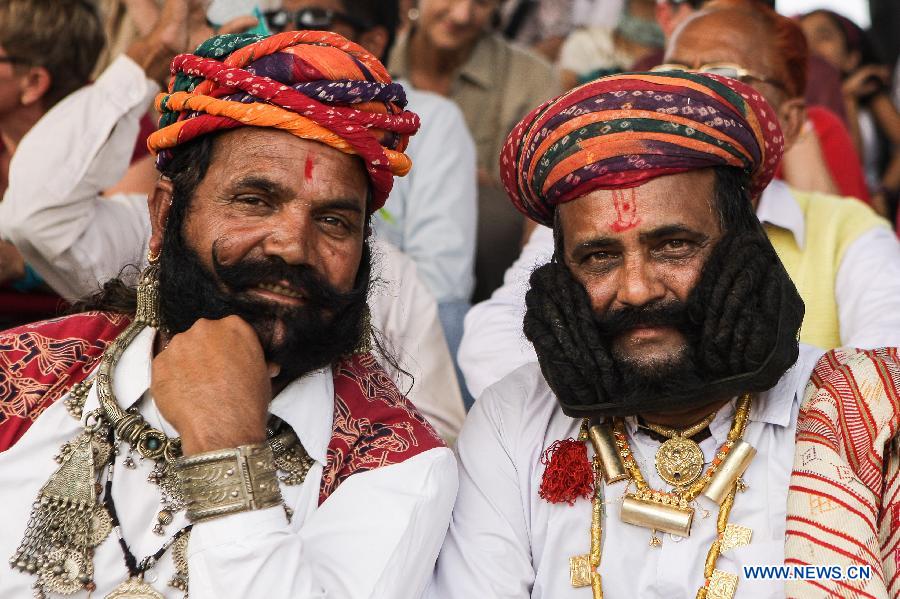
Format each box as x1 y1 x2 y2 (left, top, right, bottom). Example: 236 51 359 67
764 188 890 350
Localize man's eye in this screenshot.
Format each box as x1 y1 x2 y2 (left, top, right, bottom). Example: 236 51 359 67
585 251 616 263
660 239 693 253
319 216 348 229
236 195 268 207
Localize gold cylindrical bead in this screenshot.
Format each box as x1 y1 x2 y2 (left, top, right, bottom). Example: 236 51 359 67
591 572 603 599
589 424 628 484
620 494 694 537
702 440 756 505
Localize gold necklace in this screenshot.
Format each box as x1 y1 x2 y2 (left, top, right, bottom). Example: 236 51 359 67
643 411 718 488
613 394 752 540
570 395 755 599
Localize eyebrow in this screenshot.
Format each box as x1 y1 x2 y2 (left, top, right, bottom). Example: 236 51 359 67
230 175 291 197
229 176 365 213
572 224 708 252
314 198 364 214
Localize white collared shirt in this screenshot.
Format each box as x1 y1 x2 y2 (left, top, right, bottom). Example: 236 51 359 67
0 327 457 598
430 344 824 599
458 182 900 399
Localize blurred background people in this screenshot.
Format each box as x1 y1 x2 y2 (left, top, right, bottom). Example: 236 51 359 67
558 0 663 89
0 0 105 326
800 9 900 222
499 0 575 61
389 0 560 305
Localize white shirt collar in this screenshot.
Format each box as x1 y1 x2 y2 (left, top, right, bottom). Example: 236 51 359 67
756 180 806 249
109 326 334 466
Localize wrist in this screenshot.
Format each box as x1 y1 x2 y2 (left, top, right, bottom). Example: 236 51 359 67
180 426 267 456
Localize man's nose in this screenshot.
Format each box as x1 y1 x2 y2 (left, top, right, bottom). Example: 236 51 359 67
615 254 666 308
260 213 315 266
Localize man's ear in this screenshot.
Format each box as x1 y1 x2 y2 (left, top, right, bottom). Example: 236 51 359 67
778 97 806 150
148 177 175 259
19 66 51 107
358 26 389 60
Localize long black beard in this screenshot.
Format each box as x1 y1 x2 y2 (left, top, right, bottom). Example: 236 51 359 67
523 230 805 418
157 223 370 385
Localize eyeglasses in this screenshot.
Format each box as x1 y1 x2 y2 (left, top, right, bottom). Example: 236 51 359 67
652 62 787 93
262 7 371 34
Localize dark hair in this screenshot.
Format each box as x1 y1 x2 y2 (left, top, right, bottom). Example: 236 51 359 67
803 9 885 67
0 0 105 108
340 0 400 63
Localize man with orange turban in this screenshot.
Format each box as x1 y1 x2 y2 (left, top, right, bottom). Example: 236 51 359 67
0 28 456 599
431 71 900 598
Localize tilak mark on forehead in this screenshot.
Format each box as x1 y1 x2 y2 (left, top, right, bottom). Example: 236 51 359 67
610 189 641 233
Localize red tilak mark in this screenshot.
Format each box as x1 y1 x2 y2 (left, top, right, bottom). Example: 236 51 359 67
304 157 315 182
610 189 640 232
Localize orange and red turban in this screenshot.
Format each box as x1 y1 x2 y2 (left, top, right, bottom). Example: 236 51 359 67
147 31 419 211
500 71 784 227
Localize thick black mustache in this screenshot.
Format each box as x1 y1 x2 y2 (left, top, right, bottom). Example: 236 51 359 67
211 249 359 312
593 300 690 338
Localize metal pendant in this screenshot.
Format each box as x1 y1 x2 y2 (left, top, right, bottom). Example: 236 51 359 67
105 577 165 599
569 554 592 587
655 436 704 487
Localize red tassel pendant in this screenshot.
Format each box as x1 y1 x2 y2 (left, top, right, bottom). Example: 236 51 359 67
539 437 594 505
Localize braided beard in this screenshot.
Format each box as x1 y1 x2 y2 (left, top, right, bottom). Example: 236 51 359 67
523 230 805 419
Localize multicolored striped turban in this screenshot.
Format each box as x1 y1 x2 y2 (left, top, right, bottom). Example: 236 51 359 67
147 30 420 211
500 71 784 227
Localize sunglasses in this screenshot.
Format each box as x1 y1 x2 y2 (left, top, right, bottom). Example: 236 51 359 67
652 62 787 93
262 7 371 34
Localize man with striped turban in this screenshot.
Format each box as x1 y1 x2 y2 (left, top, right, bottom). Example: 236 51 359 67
431 72 900 598
0 27 456 599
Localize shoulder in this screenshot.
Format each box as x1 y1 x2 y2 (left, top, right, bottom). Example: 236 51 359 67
790 186 890 246
471 362 560 449
0 311 130 449
319 352 447 503
1 312 130 388
798 347 900 494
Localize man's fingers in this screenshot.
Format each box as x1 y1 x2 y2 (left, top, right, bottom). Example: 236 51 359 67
217 16 261 35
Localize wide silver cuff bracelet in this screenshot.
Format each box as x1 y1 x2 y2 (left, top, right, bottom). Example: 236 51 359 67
175 442 282 522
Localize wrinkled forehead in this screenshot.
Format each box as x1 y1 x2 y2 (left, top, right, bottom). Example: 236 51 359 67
557 170 721 244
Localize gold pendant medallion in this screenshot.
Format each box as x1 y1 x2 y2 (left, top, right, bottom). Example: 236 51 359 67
105 577 165 599
655 436 704 487
569 554 593 588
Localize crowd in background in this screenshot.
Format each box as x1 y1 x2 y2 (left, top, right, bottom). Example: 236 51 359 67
1 0 899 439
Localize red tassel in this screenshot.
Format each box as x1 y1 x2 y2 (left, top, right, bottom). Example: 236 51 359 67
538 438 594 505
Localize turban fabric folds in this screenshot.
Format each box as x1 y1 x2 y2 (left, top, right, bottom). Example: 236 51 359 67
147 31 420 211
500 71 785 227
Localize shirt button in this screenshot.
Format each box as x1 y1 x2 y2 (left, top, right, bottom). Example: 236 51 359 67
144 570 158 583
669 533 685 543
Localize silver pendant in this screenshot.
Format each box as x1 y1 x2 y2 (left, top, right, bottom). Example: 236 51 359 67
105 577 165 599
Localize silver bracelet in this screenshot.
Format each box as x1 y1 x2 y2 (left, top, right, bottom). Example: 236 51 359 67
175 442 282 522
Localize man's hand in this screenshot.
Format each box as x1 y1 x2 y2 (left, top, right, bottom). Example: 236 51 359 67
0 240 26 286
125 0 257 86
151 315 273 456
